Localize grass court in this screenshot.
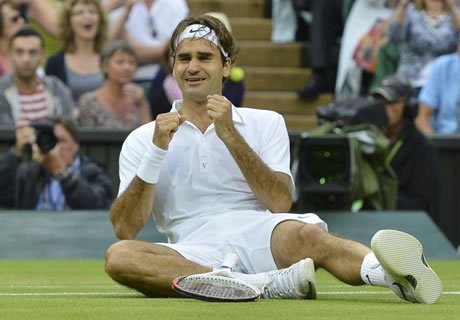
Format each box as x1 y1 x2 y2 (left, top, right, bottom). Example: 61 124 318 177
1 259 459 320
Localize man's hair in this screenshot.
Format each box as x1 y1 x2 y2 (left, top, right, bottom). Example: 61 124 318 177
169 15 239 64
9 26 45 48
52 116 79 143
59 0 107 53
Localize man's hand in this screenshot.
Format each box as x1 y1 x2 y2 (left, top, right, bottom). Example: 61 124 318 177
207 95 235 140
14 123 34 157
153 112 186 150
32 144 66 176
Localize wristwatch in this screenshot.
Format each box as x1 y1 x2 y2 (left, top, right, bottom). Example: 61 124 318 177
54 168 71 181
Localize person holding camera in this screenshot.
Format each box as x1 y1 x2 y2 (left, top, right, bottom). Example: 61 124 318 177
0 116 113 210
0 27 75 126
352 75 437 214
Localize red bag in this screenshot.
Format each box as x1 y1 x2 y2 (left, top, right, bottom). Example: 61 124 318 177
352 19 388 74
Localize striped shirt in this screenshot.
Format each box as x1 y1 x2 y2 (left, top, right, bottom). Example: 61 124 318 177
18 82 49 122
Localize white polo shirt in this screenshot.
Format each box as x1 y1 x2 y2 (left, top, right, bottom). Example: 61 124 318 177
118 101 293 242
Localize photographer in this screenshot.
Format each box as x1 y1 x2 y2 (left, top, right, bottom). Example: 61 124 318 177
353 75 437 214
0 117 113 210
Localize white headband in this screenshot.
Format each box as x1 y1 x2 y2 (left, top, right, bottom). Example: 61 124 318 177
174 24 228 58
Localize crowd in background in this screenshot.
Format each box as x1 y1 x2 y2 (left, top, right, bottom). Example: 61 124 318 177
0 0 459 212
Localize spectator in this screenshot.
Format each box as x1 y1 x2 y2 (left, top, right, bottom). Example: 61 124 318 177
107 0 188 92
416 41 460 134
335 0 394 100
0 116 113 210
296 0 344 100
0 0 57 76
10 0 59 36
0 27 75 126
45 0 107 104
104 15 442 304
0 0 25 76
354 75 437 213
78 40 151 130
387 0 460 94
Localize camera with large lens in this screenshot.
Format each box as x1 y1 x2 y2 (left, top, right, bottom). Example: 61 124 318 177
31 121 58 153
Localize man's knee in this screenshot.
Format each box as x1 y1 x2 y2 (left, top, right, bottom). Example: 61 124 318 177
298 224 331 261
104 240 132 279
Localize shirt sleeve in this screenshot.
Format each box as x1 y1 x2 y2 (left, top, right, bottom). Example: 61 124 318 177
418 59 443 111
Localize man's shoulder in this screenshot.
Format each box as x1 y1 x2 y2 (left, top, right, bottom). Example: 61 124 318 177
432 53 459 69
237 106 282 118
236 107 284 126
124 121 156 146
0 74 14 90
40 75 72 95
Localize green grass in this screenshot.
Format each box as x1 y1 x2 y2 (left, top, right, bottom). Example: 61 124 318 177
0 260 459 320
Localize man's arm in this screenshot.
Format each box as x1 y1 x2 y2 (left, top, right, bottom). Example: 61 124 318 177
19 0 59 37
110 176 156 239
129 41 167 65
415 104 434 135
223 130 293 213
207 95 292 213
110 113 186 239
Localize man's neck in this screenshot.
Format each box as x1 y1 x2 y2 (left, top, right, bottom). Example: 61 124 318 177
14 74 39 94
181 98 214 133
385 121 405 142
144 0 155 10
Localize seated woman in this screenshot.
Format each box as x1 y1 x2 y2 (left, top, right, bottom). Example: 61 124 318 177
77 40 151 130
45 0 107 103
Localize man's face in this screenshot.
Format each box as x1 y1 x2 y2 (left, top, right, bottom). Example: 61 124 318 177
54 124 79 166
172 38 231 103
11 36 44 80
385 99 405 127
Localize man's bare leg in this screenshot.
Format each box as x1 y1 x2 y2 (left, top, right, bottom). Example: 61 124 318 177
104 240 210 297
270 221 371 285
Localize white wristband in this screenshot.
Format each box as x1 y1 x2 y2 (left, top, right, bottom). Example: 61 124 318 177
136 143 167 184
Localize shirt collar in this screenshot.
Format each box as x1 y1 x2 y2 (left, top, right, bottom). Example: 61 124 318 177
171 99 245 125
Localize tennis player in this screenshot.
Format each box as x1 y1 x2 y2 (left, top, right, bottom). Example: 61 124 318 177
105 15 441 303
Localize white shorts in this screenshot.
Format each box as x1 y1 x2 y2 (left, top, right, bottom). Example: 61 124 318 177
158 211 328 273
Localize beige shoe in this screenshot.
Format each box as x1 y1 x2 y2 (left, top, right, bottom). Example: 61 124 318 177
371 229 442 304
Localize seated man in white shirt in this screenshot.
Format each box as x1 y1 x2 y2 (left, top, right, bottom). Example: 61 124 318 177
104 15 442 304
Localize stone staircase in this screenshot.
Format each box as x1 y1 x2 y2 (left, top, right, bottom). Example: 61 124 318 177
188 0 333 132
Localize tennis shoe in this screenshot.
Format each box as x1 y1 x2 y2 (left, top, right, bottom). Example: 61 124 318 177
371 229 442 304
261 258 316 299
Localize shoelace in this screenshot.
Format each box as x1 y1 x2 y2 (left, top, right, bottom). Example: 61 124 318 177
262 267 299 298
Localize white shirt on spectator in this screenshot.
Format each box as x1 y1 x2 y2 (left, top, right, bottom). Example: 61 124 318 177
108 0 189 81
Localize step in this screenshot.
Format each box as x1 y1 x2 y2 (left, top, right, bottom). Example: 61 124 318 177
238 41 304 68
283 114 319 133
243 91 333 115
231 18 272 41
243 66 312 91
189 0 266 18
